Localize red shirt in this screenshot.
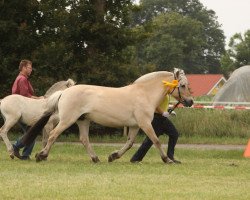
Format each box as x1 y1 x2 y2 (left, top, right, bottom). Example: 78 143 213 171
12 74 34 97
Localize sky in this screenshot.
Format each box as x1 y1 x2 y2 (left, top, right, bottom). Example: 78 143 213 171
198 0 250 45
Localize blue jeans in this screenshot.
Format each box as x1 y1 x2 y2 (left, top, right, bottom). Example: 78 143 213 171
13 123 35 157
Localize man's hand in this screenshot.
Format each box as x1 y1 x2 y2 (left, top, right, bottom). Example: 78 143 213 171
162 111 177 118
162 112 170 118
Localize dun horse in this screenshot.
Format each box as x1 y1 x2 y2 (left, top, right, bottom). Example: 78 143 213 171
0 79 75 158
23 69 193 163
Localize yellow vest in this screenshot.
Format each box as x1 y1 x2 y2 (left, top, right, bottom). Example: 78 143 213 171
159 95 169 112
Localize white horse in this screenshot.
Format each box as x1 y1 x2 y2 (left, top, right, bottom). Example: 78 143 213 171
0 79 75 158
23 68 193 163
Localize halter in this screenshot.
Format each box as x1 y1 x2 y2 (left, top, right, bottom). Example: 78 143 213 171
162 73 185 114
168 86 182 114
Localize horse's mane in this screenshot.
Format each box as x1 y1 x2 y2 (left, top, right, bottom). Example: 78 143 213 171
44 79 76 98
134 71 173 84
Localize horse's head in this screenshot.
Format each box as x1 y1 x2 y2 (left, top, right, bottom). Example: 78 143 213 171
170 68 193 107
44 78 76 98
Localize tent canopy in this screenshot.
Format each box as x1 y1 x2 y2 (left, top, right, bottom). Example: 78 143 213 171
213 65 250 104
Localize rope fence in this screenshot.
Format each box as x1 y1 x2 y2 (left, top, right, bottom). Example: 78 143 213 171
170 101 250 110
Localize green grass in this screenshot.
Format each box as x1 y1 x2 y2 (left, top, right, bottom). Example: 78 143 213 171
0 142 249 200
8 131 249 145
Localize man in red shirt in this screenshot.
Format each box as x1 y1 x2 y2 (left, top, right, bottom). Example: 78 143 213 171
12 59 43 160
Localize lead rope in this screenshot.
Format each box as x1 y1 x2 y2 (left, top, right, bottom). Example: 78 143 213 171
168 98 181 114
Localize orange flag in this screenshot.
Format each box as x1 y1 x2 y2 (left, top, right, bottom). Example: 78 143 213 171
243 139 250 158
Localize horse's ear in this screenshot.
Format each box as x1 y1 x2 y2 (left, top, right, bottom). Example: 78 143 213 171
174 68 180 79
66 79 76 87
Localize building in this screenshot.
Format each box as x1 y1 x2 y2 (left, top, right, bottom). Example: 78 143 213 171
186 74 227 97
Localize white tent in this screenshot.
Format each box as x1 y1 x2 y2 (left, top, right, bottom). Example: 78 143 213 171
213 65 250 105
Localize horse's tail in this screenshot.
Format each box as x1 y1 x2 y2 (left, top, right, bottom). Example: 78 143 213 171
21 91 63 146
46 90 63 113
123 126 129 136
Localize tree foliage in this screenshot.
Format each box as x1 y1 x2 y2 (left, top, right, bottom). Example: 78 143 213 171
0 0 138 97
0 0 227 98
0 0 41 96
132 0 225 73
220 30 250 77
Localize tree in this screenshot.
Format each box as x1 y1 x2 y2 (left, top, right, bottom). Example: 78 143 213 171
132 0 225 73
34 0 138 87
138 12 205 73
220 30 250 77
0 0 140 97
0 0 41 97
220 52 235 78
228 30 250 66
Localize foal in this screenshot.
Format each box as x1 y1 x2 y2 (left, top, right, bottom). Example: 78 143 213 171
0 79 75 158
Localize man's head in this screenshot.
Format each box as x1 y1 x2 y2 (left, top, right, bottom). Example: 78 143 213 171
19 59 32 77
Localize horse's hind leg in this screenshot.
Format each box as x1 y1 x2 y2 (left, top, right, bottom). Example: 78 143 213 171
76 120 99 163
0 119 18 159
0 126 13 158
108 126 139 162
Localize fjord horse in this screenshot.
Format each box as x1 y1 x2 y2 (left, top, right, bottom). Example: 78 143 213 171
0 79 75 158
23 69 193 163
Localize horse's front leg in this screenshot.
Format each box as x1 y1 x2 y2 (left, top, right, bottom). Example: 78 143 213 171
35 121 69 162
76 120 100 163
108 126 139 162
139 121 173 164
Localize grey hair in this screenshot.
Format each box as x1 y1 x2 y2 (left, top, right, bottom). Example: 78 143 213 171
44 79 76 98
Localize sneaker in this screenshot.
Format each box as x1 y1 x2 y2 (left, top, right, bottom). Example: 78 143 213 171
13 145 22 159
130 159 142 163
21 156 31 160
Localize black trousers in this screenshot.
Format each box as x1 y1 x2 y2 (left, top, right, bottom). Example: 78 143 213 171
130 113 179 161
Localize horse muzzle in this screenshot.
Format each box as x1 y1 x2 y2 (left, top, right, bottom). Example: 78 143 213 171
182 98 194 107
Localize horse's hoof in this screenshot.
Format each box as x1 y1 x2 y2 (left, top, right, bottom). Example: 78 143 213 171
161 156 174 164
35 153 42 162
35 153 48 162
13 147 22 159
108 152 119 162
9 153 14 159
167 157 174 164
92 157 100 163
108 155 113 162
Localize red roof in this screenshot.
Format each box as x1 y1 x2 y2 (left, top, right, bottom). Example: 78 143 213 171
186 74 226 97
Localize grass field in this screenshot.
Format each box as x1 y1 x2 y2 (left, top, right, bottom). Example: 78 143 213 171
0 142 249 200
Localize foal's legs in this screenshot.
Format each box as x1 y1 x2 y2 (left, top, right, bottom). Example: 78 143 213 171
76 120 100 163
108 126 139 162
0 118 19 158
